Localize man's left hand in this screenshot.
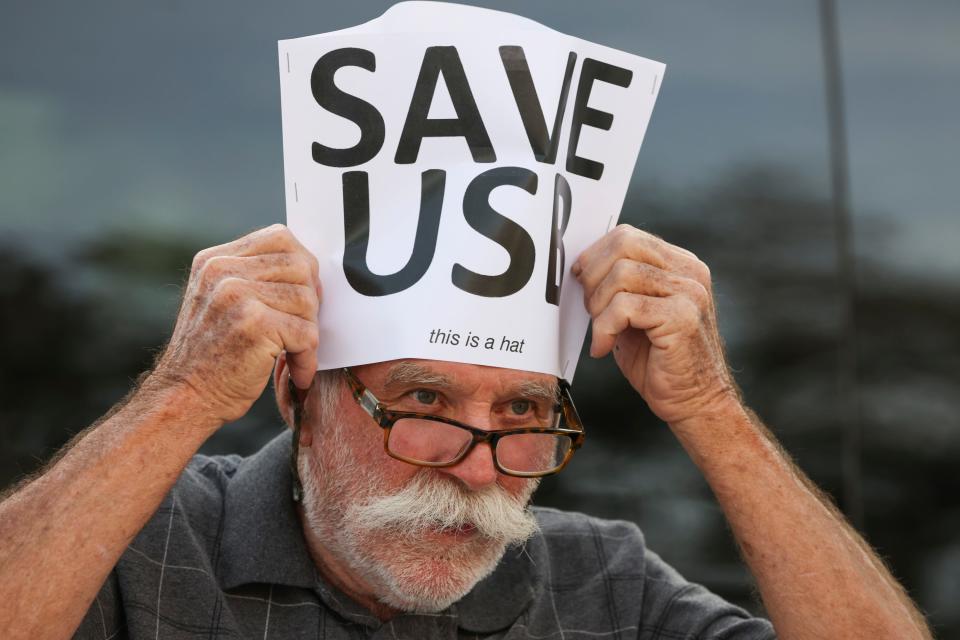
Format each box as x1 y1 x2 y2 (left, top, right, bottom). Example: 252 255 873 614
572 224 739 425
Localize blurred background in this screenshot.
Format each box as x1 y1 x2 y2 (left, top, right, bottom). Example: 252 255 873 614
1 0 957 636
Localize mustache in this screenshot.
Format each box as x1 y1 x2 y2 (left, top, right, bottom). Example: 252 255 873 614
346 470 540 544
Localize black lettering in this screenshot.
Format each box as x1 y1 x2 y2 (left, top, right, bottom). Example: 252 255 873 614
499 47 576 164
395 46 495 164
545 174 572 305
342 170 445 296
566 58 633 180
452 167 537 298
311 48 386 167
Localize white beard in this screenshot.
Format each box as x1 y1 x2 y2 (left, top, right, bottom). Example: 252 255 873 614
298 433 539 613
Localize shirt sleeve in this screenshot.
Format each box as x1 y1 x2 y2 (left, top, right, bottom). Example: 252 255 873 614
639 548 776 640
72 570 127 640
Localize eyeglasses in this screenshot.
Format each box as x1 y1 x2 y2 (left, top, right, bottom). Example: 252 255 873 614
341 367 586 478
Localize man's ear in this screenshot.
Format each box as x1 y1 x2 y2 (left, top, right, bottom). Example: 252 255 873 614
273 353 313 447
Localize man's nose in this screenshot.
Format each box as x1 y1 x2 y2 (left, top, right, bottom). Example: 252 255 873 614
438 440 499 492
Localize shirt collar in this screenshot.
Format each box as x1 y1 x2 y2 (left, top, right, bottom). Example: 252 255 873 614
218 430 316 590
216 430 543 632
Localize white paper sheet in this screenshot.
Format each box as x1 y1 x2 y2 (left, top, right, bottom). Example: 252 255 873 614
279 1 664 381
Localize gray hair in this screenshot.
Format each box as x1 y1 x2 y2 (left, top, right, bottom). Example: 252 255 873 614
275 367 344 430
312 368 345 425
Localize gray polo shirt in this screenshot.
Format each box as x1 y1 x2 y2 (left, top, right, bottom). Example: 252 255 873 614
74 431 775 639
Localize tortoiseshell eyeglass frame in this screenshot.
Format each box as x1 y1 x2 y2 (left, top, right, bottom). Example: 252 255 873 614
288 368 587 501
341 367 586 478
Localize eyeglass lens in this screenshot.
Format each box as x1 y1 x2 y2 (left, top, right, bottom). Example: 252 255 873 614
387 418 573 474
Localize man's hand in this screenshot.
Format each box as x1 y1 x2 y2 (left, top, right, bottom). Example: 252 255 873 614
0 223 323 640
574 224 932 639
572 224 738 425
151 224 321 425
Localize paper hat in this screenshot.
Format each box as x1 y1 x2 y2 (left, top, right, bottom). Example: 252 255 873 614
279 1 664 381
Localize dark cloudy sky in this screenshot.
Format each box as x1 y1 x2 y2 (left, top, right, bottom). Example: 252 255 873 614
1 1 957 278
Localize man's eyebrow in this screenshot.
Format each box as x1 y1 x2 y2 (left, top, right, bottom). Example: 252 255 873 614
516 379 560 403
383 362 453 390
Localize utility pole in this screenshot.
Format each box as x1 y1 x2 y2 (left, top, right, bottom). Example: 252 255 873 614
819 0 863 529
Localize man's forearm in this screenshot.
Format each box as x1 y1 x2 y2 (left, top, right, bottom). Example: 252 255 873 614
0 378 220 640
671 402 931 640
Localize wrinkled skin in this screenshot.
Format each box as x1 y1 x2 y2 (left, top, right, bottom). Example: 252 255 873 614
573 224 740 425
152 224 322 424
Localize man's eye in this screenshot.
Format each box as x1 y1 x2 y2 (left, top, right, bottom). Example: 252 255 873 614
510 400 532 415
413 389 438 405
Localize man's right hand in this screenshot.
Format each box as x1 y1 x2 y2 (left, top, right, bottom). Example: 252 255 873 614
149 224 321 425
0 223 321 640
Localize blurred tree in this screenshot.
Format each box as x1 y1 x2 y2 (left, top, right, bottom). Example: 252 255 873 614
0 247 149 487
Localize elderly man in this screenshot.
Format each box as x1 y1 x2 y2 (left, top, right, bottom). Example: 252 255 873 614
0 225 930 639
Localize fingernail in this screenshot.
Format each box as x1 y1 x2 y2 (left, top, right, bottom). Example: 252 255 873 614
571 261 582 277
